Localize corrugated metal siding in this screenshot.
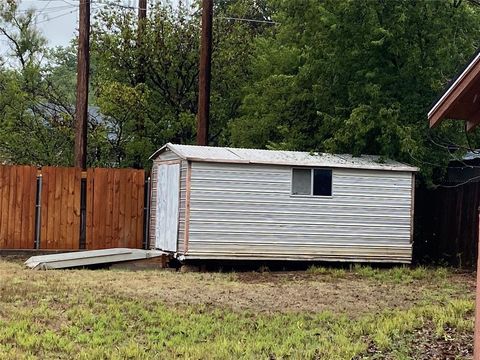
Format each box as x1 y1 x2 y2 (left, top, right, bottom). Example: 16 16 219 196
185 163 414 263
149 154 186 253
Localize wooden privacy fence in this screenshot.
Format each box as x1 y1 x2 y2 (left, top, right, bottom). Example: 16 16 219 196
0 165 148 251
86 168 145 249
414 183 480 267
40 167 81 250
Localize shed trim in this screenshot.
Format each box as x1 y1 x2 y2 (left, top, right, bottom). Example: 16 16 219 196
184 161 192 254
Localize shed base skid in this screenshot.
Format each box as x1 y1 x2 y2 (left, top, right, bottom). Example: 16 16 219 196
174 259 412 273
25 248 169 270
175 246 412 264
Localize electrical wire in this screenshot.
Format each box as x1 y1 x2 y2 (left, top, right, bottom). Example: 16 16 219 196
16 4 75 14
36 9 77 24
217 16 278 25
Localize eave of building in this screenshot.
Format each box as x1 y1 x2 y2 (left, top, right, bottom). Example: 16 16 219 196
428 50 480 131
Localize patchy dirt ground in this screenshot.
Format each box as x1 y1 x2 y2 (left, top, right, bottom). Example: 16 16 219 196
1 258 475 316
0 259 475 359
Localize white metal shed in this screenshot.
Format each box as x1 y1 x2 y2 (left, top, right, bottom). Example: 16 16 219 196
149 143 418 263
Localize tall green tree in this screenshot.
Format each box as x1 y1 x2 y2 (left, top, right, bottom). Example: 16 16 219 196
0 1 110 166
91 0 273 168
230 0 480 184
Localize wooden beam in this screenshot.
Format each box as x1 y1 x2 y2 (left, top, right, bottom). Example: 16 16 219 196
429 57 480 128
196 0 213 146
136 0 147 85
74 0 90 169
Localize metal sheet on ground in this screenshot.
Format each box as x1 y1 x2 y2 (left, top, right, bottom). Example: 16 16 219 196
25 248 167 270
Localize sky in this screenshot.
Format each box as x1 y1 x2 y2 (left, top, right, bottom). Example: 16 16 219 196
20 0 83 48
3 0 184 51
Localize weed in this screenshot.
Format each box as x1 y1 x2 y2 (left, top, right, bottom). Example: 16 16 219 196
0 260 474 359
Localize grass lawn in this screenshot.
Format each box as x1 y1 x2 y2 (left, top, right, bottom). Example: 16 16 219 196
0 259 475 359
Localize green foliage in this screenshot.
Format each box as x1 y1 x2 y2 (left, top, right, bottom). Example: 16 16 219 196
230 0 480 185
0 2 110 167
90 0 272 168
2 0 480 181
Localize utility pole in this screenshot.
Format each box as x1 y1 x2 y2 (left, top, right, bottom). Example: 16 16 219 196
137 0 147 85
196 0 213 146
74 0 90 169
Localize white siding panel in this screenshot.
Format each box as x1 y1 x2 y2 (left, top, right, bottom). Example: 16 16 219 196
186 162 414 263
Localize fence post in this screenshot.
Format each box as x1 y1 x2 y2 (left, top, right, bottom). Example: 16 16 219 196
143 176 151 250
475 206 480 360
79 177 87 249
34 174 42 249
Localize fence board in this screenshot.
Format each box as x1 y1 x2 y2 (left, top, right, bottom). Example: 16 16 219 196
415 182 480 267
112 169 121 248
0 168 3 247
73 169 81 249
86 168 144 250
124 171 133 248
86 168 94 249
118 170 127 248
40 167 81 250
0 167 6 248
20 167 30 249
66 168 74 249
0 165 37 249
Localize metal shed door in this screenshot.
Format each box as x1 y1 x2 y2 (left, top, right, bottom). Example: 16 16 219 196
155 163 180 252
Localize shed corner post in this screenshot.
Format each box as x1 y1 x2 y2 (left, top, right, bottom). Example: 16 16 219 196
184 160 192 255
475 205 480 360
143 174 151 250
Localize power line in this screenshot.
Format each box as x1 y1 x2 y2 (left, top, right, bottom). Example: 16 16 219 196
36 9 77 24
217 16 278 25
16 4 75 14
39 0 53 13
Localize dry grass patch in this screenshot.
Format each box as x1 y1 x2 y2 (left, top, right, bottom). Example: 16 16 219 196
0 260 475 359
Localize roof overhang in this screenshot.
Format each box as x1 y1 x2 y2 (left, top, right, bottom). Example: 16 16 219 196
428 51 480 131
149 143 418 172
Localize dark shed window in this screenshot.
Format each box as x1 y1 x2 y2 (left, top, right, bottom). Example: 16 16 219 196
313 169 332 196
291 168 332 196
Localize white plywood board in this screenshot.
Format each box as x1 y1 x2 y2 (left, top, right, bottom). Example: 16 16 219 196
25 248 167 270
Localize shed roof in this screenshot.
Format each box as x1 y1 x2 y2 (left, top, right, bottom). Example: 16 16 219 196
150 143 418 172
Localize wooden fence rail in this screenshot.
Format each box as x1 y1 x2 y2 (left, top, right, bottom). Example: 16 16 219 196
0 165 147 251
